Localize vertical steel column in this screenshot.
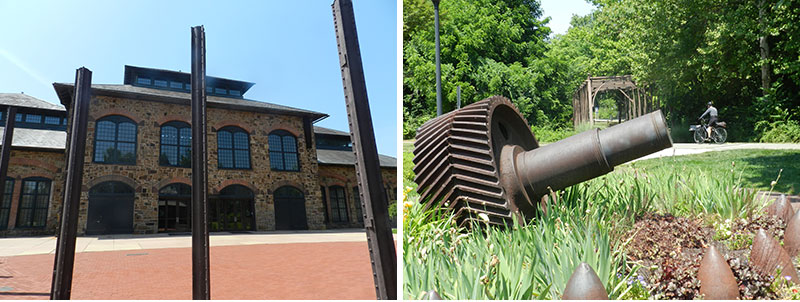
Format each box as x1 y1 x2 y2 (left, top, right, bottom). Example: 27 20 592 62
51 67 92 300
456 86 461 109
190 25 211 300
0 106 17 205
432 0 442 116
331 0 397 299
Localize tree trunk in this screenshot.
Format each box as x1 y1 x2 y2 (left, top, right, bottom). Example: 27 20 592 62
759 0 771 93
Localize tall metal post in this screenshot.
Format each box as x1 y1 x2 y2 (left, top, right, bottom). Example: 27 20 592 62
0 106 17 206
51 67 92 300
190 25 211 300
331 0 397 299
433 0 442 116
456 85 461 109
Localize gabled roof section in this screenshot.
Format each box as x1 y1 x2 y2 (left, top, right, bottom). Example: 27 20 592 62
314 126 351 137
0 127 66 151
0 93 65 111
53 83 328 123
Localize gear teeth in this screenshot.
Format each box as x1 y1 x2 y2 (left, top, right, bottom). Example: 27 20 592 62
413 96 519 227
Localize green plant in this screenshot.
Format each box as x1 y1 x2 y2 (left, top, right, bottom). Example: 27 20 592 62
756 119 800 143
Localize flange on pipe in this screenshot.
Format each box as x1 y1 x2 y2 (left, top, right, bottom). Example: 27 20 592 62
413 96 672 226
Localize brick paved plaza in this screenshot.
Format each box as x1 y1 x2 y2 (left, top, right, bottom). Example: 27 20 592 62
0 231 388 300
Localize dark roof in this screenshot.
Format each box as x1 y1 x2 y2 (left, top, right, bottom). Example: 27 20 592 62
0 93 65 111
123 65 255 96
0 127 66 150
314 126 350 137
53 83 328 123
317 149 396 168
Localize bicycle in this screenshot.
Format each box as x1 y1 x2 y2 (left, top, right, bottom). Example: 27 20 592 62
690 118 727 144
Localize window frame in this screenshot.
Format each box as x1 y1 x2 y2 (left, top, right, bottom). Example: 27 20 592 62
93 115 138 165
328 186 349 223
217 126 252 170
15 177 51 229
268 130 300 172
0 178 14 230
159 121 192 168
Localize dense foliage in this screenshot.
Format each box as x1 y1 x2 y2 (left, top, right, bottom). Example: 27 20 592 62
403 0 800 142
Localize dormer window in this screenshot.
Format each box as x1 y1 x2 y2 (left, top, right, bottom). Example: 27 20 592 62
125 66 252 99
170 82 183 89
154 79 168 87
136 77 151 85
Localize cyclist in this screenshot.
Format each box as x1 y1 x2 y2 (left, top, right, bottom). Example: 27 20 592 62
699 101 718 141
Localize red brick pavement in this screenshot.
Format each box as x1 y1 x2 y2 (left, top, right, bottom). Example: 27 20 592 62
0 241 380 300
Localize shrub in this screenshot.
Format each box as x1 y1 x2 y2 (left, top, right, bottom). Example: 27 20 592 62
756 119 800 143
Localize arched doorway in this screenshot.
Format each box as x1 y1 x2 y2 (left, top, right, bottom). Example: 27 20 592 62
210 185 255 232
274 186 307 230
87 181 134 235
158 183 191 233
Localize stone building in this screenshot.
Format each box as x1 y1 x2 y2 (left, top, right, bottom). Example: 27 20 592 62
0 65 396 236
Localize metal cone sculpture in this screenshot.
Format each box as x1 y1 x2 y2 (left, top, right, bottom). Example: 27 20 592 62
562 262 609 300
751 229 799 284
697 245 739 299
765 194 794 223
783 209 800 258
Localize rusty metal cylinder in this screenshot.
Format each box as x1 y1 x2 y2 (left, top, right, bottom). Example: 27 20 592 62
502 111 672 207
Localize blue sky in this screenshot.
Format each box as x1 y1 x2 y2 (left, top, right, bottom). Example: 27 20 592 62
0 0 397 155
540 0 595 36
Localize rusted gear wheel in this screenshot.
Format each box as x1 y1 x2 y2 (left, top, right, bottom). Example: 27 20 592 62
413 96 537 226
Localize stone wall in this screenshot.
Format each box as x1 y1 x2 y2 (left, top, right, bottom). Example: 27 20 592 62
72 95 324 234
0 149 65 237
318 164 398 228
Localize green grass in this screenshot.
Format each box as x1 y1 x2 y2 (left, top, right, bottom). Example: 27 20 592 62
403 148 800 300
624 149 799 194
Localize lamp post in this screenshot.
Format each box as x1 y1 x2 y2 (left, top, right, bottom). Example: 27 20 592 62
432 0 442 116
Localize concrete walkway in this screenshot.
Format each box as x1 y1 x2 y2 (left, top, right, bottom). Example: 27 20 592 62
633 142 800 162
0 229 388 257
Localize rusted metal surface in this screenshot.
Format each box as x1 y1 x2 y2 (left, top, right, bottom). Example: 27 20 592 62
765 194 794 224
51 67 92 300
413 96 672 226
784 210 800 258
697 245 739 299
561 262 608 300
751 229 799 284
423 290 442 300
0 107 17 201
332 0 396 299
190 25 211 300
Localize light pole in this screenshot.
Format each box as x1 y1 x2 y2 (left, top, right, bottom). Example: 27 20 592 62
432 0 442 116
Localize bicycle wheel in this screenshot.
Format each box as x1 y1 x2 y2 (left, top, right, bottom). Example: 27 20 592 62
694 129 706 144
713 128 727 144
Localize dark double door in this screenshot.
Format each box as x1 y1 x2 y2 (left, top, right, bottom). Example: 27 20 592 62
274 186 308 230
86 193 134 235
158 197 191 232
210 197 255 232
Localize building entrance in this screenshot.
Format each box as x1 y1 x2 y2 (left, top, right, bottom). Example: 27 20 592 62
87 181 134 235
158 183 191 232
210 185 255 232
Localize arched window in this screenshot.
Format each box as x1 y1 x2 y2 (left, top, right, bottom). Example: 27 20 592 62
328 186 348 223
94 115 137 164
217 126 250 169
160 121 191 167
15 177 51 228
268 130 299 171
0 178 14 230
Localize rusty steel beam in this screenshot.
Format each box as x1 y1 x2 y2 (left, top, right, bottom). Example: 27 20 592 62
0 107 17 205
190 25 211 300
413 96 672 226
331 0 396 299
51 67 92 300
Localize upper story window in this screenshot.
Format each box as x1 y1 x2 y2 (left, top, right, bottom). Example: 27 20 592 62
94 115 137 165
160 121 191 167
217 126 250 169
136 76 152 85
268 130 299 171
0 111 67 131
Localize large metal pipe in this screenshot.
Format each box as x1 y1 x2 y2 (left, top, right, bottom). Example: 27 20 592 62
190 25 211 300
433 0 442 116
51 67 92 300
332 0 396 299
503 111 671 203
